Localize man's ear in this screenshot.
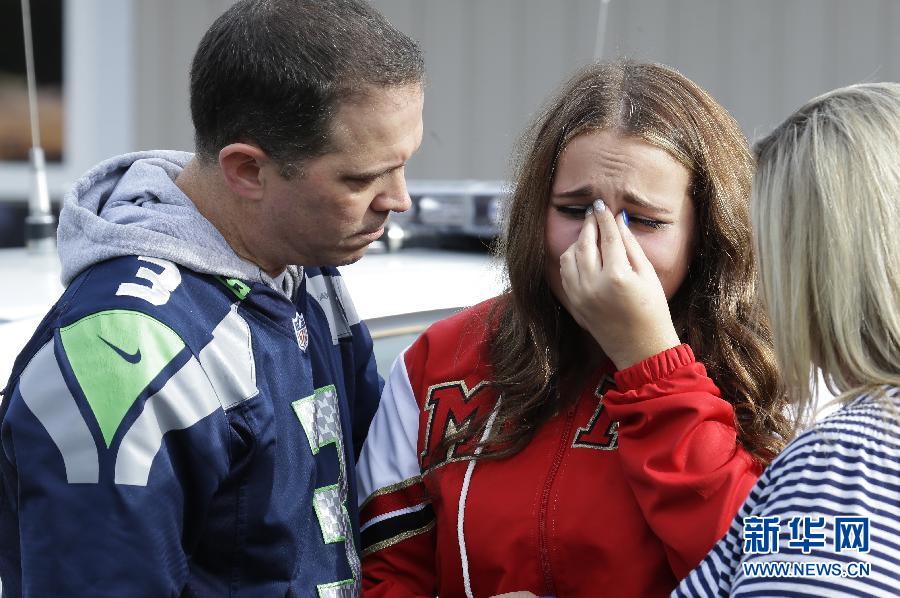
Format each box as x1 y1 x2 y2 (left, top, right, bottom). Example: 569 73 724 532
218 143 269 200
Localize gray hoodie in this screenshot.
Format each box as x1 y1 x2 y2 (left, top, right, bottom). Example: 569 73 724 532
57 151 301 296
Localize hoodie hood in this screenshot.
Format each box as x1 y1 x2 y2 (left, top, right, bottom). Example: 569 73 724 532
57 150 301 295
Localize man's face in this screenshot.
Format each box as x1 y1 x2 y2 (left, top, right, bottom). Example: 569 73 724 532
261 83 424 267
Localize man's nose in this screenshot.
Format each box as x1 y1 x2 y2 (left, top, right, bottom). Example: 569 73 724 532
375 170 412 213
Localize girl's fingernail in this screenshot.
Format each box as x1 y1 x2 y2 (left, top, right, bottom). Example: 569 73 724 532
585 206 594 216
622 209 629 227
592 199 606 212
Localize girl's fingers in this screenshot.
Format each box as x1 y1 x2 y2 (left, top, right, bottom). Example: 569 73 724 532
616 211 652 272
573 205 601 274
592 200 628 270
560 245 580 288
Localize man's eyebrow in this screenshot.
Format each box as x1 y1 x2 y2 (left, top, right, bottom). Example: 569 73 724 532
345 162 405 179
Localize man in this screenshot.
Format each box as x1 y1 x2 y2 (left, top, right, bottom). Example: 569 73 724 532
0 0 423 595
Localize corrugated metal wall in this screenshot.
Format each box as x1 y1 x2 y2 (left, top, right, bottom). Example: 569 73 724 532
134 0 900 181
133 0 230 153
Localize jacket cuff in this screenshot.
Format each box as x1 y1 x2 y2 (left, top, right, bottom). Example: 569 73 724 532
613 344 695 392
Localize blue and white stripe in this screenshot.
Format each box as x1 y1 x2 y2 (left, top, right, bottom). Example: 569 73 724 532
674 387 900 597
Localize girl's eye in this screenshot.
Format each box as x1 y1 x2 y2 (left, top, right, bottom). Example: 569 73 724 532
628 216 665 229
555 205 590 218
554 205 667 229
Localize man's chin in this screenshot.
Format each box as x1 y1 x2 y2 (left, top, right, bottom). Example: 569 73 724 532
304 239 374 268
333 244 370 267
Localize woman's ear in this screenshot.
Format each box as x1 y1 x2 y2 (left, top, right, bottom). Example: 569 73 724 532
218 143 269 201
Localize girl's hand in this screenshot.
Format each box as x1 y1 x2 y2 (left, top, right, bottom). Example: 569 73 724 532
559 199 681 370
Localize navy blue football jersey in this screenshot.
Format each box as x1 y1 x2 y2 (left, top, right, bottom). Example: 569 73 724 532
0 255 382 596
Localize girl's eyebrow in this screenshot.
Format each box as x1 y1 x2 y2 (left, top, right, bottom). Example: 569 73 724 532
552 185 593 199
622 191 672 215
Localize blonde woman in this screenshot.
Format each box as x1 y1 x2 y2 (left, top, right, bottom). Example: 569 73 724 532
675 83 900 597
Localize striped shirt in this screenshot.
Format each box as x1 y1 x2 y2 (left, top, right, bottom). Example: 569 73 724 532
674 387 900 597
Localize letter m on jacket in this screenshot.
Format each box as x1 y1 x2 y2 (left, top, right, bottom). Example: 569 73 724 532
419 380 492 473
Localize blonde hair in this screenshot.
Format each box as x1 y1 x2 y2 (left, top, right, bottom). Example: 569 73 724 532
752 83 900 421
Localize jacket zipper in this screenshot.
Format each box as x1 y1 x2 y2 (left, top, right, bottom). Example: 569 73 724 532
538 403 579 595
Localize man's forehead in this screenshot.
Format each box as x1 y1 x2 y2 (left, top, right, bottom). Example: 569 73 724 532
331 84 423 131
325 84 424 163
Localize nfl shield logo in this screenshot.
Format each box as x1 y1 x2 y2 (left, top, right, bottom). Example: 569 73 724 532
292 313 309 352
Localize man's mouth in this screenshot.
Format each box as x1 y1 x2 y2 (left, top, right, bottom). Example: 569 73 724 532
357 225 385 241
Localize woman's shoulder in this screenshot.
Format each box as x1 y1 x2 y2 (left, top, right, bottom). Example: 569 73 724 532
420 296 501 341
402 297 502 381
758 386 900 498
684 386 900 598
783 387 900 459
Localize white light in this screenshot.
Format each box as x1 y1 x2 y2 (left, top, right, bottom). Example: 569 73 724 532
419 196 441 211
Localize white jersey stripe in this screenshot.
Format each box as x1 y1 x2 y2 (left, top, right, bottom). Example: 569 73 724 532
360 502 431 534
198 304 258 410
114 356 220 486
307 272 358 345
19 341 99 484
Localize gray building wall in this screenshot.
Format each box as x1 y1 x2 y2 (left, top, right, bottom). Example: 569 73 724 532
364 0 900 180
132 0 900 181
9 0 893 199
132 0 229 154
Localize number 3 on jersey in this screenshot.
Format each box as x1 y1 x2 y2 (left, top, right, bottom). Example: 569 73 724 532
116 256 182 306
293 385 360 597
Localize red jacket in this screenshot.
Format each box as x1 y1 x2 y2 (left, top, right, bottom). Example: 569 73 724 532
357 300 760 597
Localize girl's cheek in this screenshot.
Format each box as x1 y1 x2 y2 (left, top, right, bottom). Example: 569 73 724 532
636 236 675 276
632 234 656 259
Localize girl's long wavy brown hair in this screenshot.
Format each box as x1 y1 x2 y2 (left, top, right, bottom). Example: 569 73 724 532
469 61 790 464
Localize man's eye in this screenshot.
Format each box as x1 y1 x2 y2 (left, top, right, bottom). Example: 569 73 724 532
555 205 590 218
346 175 378 187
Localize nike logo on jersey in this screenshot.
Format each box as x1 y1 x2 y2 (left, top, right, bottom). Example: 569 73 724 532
99 336 142 364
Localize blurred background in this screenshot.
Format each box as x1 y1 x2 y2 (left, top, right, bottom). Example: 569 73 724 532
1 0 899 247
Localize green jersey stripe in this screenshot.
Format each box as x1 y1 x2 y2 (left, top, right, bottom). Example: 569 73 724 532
59 310 185 447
